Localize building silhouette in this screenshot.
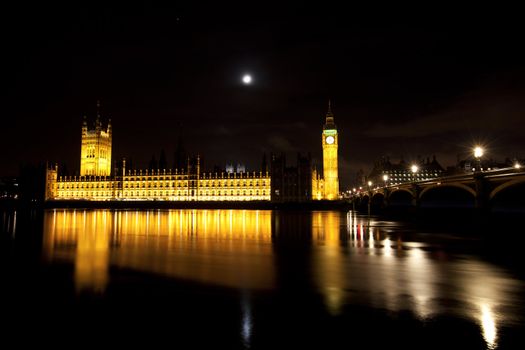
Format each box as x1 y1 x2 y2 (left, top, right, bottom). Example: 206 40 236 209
270 153 312 202
367 155 444 186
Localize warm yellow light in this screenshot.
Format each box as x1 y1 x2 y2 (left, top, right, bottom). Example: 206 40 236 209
411 164 418 173
514 163 521 169
49 172 272 201
480 303 497 350
322 127 339 200
367 181 372 187
382 174 388 181
474 146 484 158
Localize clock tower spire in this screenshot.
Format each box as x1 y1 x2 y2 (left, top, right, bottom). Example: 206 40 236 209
321 100 339 200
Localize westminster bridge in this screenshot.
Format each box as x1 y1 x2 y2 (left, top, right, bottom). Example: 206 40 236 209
353 168 525 211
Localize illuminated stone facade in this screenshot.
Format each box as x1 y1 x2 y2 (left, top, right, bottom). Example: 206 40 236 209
46 115 271 201
46 103 341 202
80 104 112 176
311 167 325 200
47 161 271 202
312 102 339 200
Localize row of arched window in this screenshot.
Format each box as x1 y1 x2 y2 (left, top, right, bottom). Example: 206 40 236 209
56 189 270 198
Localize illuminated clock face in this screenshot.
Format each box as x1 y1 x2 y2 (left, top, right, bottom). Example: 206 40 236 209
325 136 335 144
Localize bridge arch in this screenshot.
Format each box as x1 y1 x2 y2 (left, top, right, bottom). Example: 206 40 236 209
354 193 370 210
388 188 414 199
489 178 525 200
372 192 384 200
419 183 476 208
388 188 414 206
419 183 476 199
360 193 370 200
371 192 385 207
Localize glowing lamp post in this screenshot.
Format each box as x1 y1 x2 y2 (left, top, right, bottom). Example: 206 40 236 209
410 164 418 182
474 146 484 172
367 181 372 216
382 174 389 187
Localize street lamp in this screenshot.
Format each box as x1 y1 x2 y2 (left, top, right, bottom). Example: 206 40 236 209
474 146 484 158
382 174 389 187
366 181 372 216
410 164 418 182
474 146 484 171
515 162 521 170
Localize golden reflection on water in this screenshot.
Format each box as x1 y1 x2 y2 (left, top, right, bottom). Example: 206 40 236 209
43 209 273 292
310 211 524 350
480 303 497 350
41 209 524 349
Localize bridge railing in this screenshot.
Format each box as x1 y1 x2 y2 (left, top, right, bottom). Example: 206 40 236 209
376 168 525 191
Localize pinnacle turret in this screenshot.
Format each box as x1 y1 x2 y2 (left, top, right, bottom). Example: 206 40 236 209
324 99 336 129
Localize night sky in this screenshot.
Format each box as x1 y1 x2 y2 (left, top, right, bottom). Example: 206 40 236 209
3 3 525 188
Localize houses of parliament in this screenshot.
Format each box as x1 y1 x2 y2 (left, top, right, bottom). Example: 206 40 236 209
45 104 340 202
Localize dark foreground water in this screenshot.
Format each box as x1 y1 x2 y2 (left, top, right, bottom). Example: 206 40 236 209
1 209 524 349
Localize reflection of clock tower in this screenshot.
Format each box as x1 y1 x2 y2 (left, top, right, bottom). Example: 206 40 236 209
322 101 339 200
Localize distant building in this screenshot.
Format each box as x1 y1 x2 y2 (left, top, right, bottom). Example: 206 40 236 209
270 153 312 202
80 101 112 177
45 102 342 202
19 163 48 203
46 105 270 201
454 156 520 174
0 177 18 200
225 163 246 174
307 101 341 200
316 100 339 200
367 156 445 186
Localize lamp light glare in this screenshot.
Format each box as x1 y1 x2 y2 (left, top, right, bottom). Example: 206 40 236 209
474 146 484 158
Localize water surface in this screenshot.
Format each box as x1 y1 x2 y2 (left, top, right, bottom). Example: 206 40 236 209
1 209 524 349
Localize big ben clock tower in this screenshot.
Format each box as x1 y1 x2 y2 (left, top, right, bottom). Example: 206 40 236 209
322 101 339 200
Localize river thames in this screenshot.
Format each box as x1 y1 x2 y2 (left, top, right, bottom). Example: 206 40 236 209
1 209 524 349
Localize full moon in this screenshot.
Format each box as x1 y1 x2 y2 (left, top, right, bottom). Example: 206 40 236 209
242 74 252 84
